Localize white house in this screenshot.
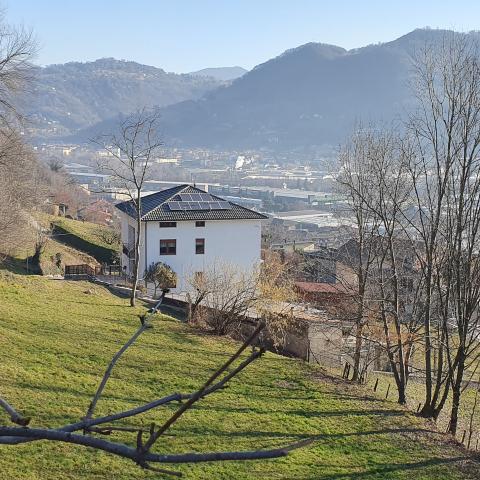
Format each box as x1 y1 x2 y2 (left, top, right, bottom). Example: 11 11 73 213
115 184 267 293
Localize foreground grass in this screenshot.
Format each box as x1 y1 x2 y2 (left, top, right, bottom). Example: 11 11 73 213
0 272 478 479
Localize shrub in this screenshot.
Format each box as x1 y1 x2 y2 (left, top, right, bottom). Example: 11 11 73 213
145 262 177 297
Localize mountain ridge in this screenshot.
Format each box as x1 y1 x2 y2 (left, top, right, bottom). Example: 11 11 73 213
25 57 223 138
28 29 478 151
189 66 247 81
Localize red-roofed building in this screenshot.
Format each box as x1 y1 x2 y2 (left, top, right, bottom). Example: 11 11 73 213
295 281 356 309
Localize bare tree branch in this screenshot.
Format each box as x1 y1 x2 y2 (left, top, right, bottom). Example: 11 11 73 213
85 292 167 420
141 322 266 454
0 397 30 426
0 426 313 466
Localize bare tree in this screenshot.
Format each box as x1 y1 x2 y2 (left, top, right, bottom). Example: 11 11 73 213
0 298 311 475
187 263 258 335
337 127 425 403
0 18 43 260
402 33 480 430
337 127 383 382
98 226 120 247
93 109 163 306
0 15 36 123
0 130 47 258
187 254 299 347
335 33 480 422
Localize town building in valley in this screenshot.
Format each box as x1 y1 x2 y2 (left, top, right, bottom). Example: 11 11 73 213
115 185 267 292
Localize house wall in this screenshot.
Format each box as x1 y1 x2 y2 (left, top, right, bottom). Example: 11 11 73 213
308 322 345 368
121 216 262 293
119 211 146 277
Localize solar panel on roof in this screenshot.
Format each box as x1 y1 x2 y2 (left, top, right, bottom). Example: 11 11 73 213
168 201 180 210
166 200 232 211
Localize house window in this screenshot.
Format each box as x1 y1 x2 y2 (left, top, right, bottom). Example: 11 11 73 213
194 271 204 283
160 222 177 228
195 238 205 254
195 221 205 227
160 239 176 255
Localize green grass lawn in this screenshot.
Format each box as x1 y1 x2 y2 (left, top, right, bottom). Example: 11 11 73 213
0 272 478 479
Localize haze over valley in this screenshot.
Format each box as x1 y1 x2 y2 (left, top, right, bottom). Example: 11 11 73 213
25 28 472 153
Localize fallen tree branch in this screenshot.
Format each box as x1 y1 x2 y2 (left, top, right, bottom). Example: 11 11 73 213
0 309 312 474
0 426 313 465
85 292 167 420
0 333 265 446
141 322 265 453
0 397 30 426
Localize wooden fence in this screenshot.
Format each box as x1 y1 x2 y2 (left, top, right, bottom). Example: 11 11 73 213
65 264 101 277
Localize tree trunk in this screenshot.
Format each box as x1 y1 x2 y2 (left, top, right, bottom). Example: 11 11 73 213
130 194 142 307
448 383 461 436
420 271 434 418
351 320 364 382
352 268 366 383
397 383 407 405
448 362 465 436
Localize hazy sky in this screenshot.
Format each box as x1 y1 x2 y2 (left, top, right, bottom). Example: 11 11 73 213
7 0 480 72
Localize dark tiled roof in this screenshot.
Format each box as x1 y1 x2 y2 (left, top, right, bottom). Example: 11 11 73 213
115 184 268 221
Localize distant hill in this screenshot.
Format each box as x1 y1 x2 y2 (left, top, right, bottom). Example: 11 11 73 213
189 66 248 82
25 58 222 139
146 29 480 150
30 30 480 151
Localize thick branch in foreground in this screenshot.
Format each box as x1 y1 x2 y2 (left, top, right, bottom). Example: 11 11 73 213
85 292 167 420
0 319 314 475
0 426 312 465
0 329 264 446
141 322 266 453
0 397 30 426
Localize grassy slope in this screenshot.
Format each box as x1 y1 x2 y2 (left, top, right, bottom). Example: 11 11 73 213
0 273 478 480
369 374 480 443
40 239 100 274
6 238 99 276
49 216 118 251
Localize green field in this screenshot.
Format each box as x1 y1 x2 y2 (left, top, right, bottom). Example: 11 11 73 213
0 272 478 479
